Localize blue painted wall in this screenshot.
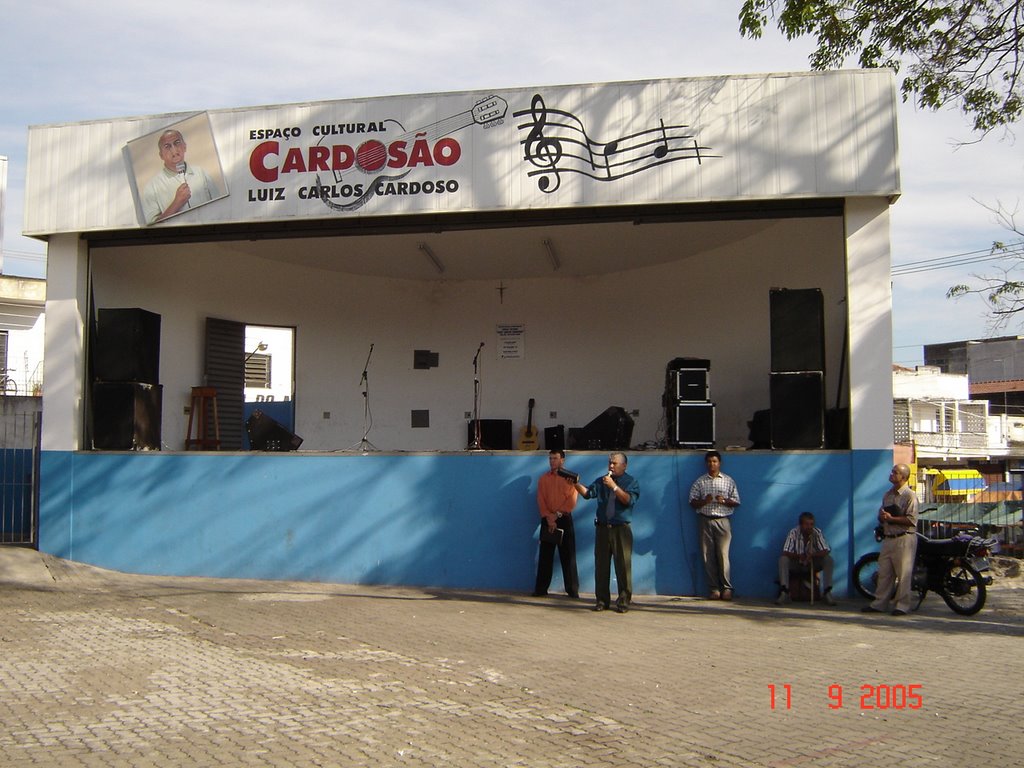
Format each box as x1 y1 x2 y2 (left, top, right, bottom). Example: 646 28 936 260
38 450 892 598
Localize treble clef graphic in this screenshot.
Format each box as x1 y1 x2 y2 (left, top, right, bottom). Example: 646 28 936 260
523 94 563 192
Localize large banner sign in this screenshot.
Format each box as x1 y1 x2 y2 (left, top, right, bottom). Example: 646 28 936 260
246 93 508 217
24 72 899 235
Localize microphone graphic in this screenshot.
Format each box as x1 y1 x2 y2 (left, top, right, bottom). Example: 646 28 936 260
175 162 191 208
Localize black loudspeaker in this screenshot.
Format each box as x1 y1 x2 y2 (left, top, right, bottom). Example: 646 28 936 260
544 425 565 452
769 289 825 373
92 382 162 450
665 358 711 402
672 403 715 447
246 410 303 451
770 372 825 449
568 407 634 450
95 308 161 384
466 419 513 450
671 369 710 402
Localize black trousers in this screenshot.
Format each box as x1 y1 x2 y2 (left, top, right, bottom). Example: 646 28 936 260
595 522 632 608
534 515 579 596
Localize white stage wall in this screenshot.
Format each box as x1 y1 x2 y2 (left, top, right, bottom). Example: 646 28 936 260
89 215 848 451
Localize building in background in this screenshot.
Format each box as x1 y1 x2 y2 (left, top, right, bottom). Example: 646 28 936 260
893 364 1007 468
925 337 1024 419
0 276 45 396
903 346 1024 554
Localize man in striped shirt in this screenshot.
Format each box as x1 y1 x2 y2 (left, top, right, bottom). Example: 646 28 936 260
776 512 836 605
689 451 741 599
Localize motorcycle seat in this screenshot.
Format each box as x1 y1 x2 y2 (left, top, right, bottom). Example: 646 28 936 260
915 535 965 557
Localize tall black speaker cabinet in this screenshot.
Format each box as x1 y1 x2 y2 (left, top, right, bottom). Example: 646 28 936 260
769 372 825 450
769 288 825 373
665 357 714 447
92 382 162 450
95 308 161 384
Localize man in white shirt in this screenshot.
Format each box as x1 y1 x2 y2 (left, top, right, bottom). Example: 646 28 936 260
689 451 740 600
142 129 219 223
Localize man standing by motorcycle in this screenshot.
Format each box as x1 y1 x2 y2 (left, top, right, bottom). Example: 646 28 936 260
863 464 919 616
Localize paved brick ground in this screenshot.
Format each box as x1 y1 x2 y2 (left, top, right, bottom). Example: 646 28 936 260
1 550 1022 767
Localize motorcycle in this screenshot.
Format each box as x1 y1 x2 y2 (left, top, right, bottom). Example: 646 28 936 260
852 529 997 616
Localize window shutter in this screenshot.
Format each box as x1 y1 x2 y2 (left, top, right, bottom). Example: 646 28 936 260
204 317 245 450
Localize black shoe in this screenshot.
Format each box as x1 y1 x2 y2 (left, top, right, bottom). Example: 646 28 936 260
531 591 548 597
861 606 882 613
615 604 629 613
891 609 908 616
566 593 580 599
592 603 608 612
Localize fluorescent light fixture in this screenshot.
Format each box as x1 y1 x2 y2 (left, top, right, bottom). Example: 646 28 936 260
543 238 560 271
419 242 445 274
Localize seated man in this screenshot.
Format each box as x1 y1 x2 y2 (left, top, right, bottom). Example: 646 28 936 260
776 512 836 605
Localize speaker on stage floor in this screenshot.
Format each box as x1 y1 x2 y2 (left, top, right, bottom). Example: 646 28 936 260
770 372 825 449
671 402 715 448
544 425 565 452
770 289 824 373
246 409 303 451
92 382 162 450
568 407 634 450
95 308 161 384
466 419 513 450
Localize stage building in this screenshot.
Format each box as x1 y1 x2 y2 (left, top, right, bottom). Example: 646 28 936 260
24 71 899 597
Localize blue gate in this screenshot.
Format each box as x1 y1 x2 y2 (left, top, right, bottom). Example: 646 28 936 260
1 398 41 546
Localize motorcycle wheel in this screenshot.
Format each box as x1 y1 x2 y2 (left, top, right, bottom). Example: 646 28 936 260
852 553 881 600
940 561 986 616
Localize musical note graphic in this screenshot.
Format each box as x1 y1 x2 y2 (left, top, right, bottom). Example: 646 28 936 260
513 94 716 193
522 94 564 192
652 119 669 160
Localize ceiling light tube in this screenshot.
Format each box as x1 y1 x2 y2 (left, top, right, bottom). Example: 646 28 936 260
419 242 445 274
543 238 560 271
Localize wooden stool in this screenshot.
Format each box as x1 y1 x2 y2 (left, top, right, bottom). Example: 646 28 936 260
788 569 821 602
185 387 221 450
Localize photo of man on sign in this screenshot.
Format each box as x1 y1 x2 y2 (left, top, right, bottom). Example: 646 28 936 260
124 112 227 226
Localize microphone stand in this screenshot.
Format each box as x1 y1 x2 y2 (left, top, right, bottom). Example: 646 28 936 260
349 343 378 452
469 342 484 450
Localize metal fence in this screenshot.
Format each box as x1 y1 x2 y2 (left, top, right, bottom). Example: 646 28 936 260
918 501 1024 558
0 398 42 546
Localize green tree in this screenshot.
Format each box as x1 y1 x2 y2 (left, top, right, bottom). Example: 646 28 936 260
739 1 1023 133
947 203 1024 327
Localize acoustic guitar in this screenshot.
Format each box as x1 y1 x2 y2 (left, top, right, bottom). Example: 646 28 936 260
518 398 540 451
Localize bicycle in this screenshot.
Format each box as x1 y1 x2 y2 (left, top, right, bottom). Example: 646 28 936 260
0 369 19 395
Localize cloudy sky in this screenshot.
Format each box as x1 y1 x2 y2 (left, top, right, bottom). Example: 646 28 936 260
1 0 1021 364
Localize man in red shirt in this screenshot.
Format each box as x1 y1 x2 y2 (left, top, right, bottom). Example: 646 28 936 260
533 449 580 598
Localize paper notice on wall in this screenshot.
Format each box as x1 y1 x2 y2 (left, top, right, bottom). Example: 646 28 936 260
496 324 525 359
